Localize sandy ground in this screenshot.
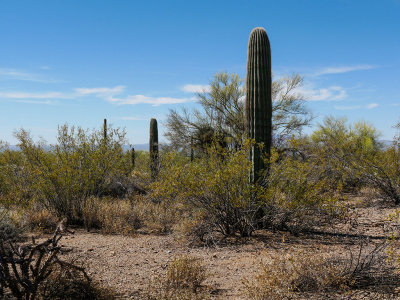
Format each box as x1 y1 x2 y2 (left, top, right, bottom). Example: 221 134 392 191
25 197 400 299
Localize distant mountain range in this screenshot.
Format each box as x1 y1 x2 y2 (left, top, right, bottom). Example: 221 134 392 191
4 144 150 152
4 140 395 152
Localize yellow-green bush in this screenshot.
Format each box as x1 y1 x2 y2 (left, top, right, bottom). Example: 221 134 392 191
260 148 342 232
10 123 131 223
150 141 257 237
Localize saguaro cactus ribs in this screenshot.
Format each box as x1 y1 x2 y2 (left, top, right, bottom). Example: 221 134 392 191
245 27 272 183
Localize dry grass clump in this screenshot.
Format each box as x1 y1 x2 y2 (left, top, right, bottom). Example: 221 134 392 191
243 240 399 300
146 255 210 300
83 197 140 235
23 204 59 233
243 250 344 300
0 207 23 241
131 197 186 235
172 212 215 246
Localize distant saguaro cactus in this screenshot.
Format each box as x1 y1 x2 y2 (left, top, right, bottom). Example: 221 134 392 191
149 118 159 179
103 118 107 141
245 27 272 183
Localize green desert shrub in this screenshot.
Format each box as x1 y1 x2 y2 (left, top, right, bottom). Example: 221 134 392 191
12 123 130 224
307 116 383 193
259 147 343 233
150 140 258 237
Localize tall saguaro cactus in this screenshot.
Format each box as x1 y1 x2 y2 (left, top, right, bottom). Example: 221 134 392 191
149 118 159 179
245 27 272 183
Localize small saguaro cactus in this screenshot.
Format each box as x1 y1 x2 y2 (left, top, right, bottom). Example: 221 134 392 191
149 118 159 179
245 27 272 184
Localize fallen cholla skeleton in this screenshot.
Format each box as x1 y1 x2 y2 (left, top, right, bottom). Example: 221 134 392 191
0 218 90 300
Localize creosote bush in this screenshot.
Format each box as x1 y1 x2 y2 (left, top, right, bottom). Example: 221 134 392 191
150 140 258 238
150 138 343 240
11 123 130 224
260 147 343 232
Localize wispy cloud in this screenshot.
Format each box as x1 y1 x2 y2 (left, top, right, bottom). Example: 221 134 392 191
75 86 126 96
0 85 194 106
300 85 348 101
366 103 379 109
335 103 379 110
0 91 66 99
181 84 210 93
313 65 376 76
0 68 60 83
14 99 55 105
106 95 192 106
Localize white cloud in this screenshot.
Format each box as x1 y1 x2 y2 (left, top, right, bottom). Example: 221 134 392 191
181 84 210 93
107 95 192 106
0 68 60 83
313 65 375 76
75 86 126 96
0 91 65 99
334 105 361 110
0 85 193 106
366 103 379 109
14 100 55 105
301 85 348 101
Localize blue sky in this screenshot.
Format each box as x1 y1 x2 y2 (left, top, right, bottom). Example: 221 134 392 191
1 0 399 145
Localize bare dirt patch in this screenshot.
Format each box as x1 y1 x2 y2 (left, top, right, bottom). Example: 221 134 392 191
28 197 400 299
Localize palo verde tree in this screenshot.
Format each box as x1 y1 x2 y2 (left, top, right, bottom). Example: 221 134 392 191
164 72 312 155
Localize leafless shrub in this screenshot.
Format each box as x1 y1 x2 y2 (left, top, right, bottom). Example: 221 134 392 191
39 266 116 300
0 219 91 300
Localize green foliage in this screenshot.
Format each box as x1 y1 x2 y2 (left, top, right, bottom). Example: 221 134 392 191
150 140 257 237
0 144 35 208
151 138 341 238
261 147 341 232
306 116 400 204
308 116 383 192
11 123 130 223
164 70 313 155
